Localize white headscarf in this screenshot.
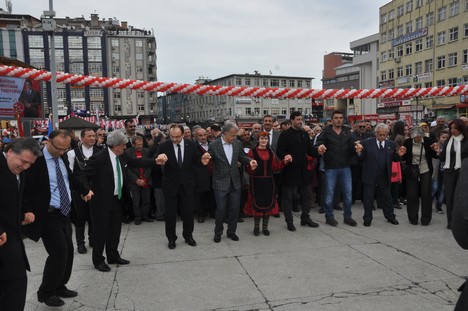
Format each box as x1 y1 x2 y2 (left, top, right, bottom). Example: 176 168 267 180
443 134 464 170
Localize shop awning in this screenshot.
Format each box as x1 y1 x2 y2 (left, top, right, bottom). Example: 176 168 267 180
431 104 455 110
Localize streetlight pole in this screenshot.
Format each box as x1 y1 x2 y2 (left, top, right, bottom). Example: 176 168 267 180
42 0 58 129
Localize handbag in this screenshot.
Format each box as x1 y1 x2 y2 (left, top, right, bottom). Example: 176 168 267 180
404 143 423 178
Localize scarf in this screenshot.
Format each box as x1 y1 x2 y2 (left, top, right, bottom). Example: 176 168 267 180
444 134 464 170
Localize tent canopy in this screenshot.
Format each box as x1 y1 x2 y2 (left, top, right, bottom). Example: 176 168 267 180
59 117 100 129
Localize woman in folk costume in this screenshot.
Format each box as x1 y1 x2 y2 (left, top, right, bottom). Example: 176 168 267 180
243 131 292 236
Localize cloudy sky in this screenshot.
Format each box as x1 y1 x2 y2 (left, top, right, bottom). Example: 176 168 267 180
14 0 390 87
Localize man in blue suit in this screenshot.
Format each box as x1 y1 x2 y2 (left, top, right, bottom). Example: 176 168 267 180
358 123 406 226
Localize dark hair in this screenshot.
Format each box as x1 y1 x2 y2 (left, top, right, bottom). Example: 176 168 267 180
80 128 96 138
49 129 70 140
4 137 42 157
131 135 144 145
390 121 405 141
331 110 344 119
437 129 449 139
290 111 302 121
210 124 221 132
448 119 467 138
263 114 274 120
169 124 184 134
124 119 135 127
280 120 291 126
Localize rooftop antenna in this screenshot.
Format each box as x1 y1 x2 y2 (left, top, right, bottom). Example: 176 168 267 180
6 0 12 14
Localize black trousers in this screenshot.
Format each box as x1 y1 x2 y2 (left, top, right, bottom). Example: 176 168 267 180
406 171 432 224
443 169 460 226
165 186 195 241
282 185 312 224
90 197 122 265
38 210 74 300
0 276 27 311
363 180 395 223
72 193 92 246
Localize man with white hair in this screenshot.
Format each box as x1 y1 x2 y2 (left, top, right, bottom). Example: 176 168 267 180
429 115 446 142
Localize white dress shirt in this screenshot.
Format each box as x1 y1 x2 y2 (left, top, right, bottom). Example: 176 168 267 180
108 149 122 196
221 136 233 165
173 139 185 163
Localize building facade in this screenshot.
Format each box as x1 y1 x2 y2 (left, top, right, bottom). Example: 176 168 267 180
379 0 468 120
158 73 315 126
3 13 156 119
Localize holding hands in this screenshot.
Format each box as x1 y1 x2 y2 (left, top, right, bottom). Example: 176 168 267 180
398 146 407 157
317 144 327 155
249 160 258 170
156 153 168 165
283 154 293 164
201 152 211 165
22 212 35 225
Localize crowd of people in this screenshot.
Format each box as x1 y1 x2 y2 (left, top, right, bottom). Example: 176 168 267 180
1 112 468 309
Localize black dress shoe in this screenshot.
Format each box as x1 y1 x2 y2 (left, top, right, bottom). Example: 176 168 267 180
273 213 280 218
77 244 87 254
263 229 270 236
168 240 176 249
134 219 142 225
344 218 357 227
410 220 418 225
387 218 399 225
301 218 319 228
185 238 197 246
318 207 325 214
142 218 154 222
214 234 221 243
287 223 296 231
39 295 65 307
56 289 78 298
253 228 260 236
363 221 371 227
227 233 239 241
156 216 165 221
108 258 130 265
326 217 338 227
95 262 111 272
237 218 244 223
197 216 205 223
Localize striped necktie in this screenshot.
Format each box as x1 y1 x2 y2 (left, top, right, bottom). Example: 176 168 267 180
53 158 71 216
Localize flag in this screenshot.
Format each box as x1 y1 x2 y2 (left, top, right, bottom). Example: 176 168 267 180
47 117 53 136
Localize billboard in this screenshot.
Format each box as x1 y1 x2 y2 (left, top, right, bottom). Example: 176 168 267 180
0 76 43 119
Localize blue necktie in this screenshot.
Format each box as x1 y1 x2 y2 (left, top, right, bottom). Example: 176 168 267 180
54 158 71 216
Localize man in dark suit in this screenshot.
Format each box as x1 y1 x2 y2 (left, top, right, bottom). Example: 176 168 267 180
207 122 257 243
277 111 320 231
125 136 153 225
358 124 406 226
67 128 100 254
19 80 41 118
0 138 41 311
22 130 79 307
156 124 207 249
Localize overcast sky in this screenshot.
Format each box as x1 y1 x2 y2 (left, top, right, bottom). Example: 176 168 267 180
14 0 390 87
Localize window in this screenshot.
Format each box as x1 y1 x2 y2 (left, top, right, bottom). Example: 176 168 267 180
437 31 446 45
415 62 423 74
449 27 459 42
388 69 395 80
438 6 446 21
389 48 395 59
405 64 412 76
426 35 434 48
466 0 468 10
235 78 242 85
245 78 251 86
416 0 423 7
448 52 458 66
68 36 82 48
135 40 143 48
437 79 445 87
28 35 44 48
397 5 404 16
448 77 458 87
381 51 387 61
406 0 413 12
415 17 423 30
114 104 121 112
464 50 468 64
465 23 468 37
425 82 433 88
381 71 387 81
254 107 260 115
281 79 286 87
397 67 404 77
415 39 423 52
270 79 279 87
263 79 269 87
297 80 303 88
425 59 433 72
397 25 404 37
388 29 394 39
138 104 145 111
389 10 395 20
450 0 460 16
381 32 387 43
397 46 403 57
380 13 387 24
289 80 295 87
406 21 413 34
426 12 434 26
437 56 446 69
87 37 101 49
406 43 413 55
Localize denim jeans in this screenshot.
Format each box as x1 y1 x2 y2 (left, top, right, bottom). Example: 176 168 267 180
324 168 352 219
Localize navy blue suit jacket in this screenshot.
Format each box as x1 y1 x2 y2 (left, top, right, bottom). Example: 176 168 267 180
360 138 400 185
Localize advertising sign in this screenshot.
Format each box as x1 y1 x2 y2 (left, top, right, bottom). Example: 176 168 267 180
0 76 43 119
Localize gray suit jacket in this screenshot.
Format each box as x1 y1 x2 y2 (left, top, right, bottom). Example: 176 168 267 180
208 137 252 191
270 130 280 153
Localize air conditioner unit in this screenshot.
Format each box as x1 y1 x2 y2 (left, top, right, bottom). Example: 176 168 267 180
395 57 401 63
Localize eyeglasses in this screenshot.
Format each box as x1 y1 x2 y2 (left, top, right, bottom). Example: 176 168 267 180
50 140 70 152
358 126 366 128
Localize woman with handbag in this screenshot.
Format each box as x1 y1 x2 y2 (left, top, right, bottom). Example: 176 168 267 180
402 126 439 225
439 119 468 229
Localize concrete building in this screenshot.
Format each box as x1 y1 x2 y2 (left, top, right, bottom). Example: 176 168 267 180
13 13 156 119
379 0 468 121
0 13 39 61
158 72 315 127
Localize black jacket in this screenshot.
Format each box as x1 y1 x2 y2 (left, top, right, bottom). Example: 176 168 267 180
312 125 356 169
